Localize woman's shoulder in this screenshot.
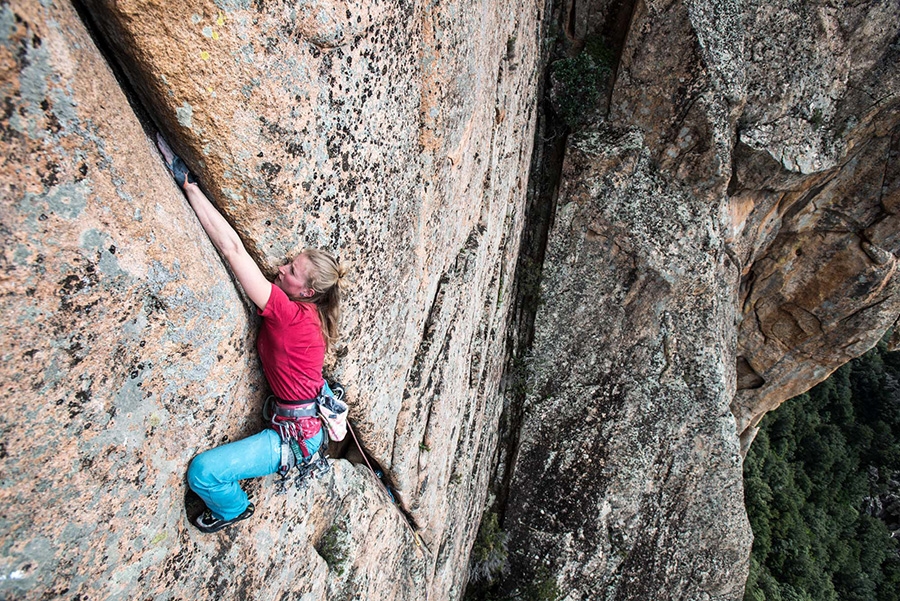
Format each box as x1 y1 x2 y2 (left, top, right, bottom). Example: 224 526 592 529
294 300 319 319
261 284 308 321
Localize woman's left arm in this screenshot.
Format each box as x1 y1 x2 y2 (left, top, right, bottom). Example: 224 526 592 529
183 182 272 310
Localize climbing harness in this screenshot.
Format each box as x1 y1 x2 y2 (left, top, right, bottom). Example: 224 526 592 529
264 382 430 556
263 381 348 494
264 395 325 493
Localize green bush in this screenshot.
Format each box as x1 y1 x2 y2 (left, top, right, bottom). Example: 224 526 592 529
316 522 349 577
469 512 509 585
550 36 614 130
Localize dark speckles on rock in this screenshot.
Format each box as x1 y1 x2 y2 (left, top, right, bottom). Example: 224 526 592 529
0 0 539 595
40 161 60 187
319 51 333 77
285 141 303 157
65 340 85 367
68 399 84 419
57 271 94 307
260 161 281 181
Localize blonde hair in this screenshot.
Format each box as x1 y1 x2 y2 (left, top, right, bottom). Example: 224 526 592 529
299 248 347 350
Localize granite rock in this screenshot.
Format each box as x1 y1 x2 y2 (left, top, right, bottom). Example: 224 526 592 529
4 0 900 598
731 126 900 450
0 0 541 598
501 125 750 600
729 0 900 448
499 0 900 597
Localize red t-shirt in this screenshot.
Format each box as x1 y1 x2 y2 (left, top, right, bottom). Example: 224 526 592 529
257 284 325 401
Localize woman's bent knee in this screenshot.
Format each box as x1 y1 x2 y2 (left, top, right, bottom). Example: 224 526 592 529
187 452 214 491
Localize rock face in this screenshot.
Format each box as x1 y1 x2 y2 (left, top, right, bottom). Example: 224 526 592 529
731 125 900 452
1 0 540 598
3 0 900 598
503 126 750 600
497 0 900 598
729 0 900 447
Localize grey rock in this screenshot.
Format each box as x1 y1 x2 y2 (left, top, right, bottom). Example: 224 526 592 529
502 124 751 600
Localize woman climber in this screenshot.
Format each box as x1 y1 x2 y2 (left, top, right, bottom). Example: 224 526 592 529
156 134 348 533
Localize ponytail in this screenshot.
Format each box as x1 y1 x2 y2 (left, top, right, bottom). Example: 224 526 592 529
300 248 347 350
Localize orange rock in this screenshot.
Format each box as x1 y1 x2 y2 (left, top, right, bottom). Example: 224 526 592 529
2 0 541 598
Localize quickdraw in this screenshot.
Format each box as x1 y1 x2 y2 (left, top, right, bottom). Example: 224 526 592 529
263 395 330 494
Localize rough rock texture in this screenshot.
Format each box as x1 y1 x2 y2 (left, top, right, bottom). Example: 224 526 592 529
738 0 900 175
498 0 900 598
729 0 900 447
731 125 900 451
4 0 900 598
1 0 540 598
503 126 749 600
498 1 752 597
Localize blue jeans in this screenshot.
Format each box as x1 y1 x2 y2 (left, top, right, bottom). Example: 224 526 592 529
187 427 324 520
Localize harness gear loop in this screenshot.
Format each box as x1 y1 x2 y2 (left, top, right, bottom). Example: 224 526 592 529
264 392 331 494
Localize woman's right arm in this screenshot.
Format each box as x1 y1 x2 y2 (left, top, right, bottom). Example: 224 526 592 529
183 182 272 310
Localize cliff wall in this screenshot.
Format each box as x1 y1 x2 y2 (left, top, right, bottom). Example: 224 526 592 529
497 0 900 598
3 0 900 599
0 0 541 598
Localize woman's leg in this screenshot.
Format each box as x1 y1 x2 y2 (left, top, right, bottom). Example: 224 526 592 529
187 429 282 520
301 427 325 458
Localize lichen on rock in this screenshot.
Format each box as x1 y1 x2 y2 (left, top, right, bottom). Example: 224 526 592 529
2 0 541 598
4 0 900 598
500 123 751 600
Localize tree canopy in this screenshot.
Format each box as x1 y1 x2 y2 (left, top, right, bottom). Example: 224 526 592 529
744 339 900 601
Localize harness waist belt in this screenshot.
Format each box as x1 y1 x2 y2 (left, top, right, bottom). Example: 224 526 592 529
273 402 317 419
277 395 317 406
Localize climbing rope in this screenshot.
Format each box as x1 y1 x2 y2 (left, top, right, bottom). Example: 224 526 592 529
347 420 428 555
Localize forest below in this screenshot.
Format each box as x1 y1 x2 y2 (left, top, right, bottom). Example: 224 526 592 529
744 337 900 601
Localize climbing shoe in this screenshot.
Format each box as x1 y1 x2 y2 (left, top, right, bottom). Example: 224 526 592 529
156 133 197 187
193 502 255 533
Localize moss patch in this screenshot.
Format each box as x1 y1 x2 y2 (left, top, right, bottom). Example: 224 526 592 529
316 522 350 577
